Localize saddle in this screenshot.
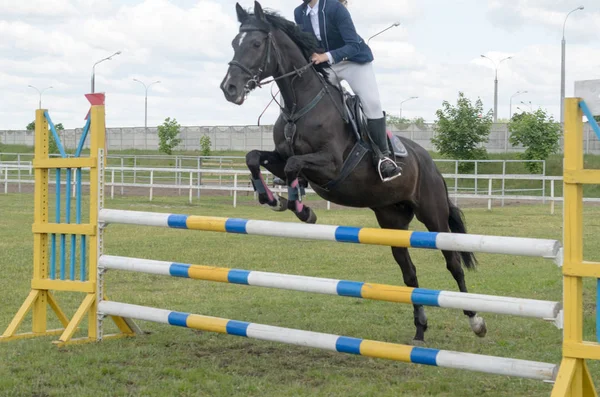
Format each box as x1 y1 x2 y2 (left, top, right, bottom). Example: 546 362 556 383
342 90 408 159
274 84 408 191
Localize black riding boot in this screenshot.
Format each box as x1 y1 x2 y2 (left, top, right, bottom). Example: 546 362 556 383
367 117 402 182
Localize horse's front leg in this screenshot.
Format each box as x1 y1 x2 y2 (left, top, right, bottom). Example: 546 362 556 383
246 150 289 212
284 152 335 224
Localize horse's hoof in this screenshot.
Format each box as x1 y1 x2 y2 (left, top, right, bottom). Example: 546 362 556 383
268 194 287 212
272 177 286 186
305 207 317 224
469 315 487 338
412 338 425 346
295 206 317 224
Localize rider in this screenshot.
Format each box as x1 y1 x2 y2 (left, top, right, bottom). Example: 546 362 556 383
294 0 402 182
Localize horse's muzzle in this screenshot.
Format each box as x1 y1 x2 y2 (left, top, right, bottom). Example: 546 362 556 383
220 71 246 105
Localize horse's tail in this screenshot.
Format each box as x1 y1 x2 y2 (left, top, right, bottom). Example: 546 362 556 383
443 179 478 270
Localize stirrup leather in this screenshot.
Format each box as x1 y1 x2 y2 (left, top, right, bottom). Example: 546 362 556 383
378 157 402 182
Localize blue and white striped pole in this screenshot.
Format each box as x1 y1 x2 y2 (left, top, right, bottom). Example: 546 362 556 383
99 255 562 322
99 209 562 260
97 300 558 382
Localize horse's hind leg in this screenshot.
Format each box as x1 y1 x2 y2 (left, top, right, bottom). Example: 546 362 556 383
373 204 428 342
414 201 487 338
246 150 288 212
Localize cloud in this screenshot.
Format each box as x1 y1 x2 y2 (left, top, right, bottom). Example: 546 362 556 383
487 0 600 42
0 0 598 133
0 0 79 19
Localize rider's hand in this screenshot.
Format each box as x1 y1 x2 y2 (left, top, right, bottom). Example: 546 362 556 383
311 53 330 65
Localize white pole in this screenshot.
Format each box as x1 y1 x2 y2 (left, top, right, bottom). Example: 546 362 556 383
72 169 76 198
454 161 459 206
99 209 562 259
111 170 115 199
17 157 21 193
189 172 193 204
474 161 478 194
551 180 555 215
233 174 238 208
120 158 124 196
488 178 493 211
97 301 558 381
501 161 506 207
150 170 154 201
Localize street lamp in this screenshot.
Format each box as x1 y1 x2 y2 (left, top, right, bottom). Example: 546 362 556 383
133 79 160 149
399 96 418 118
509 90 527 119
27 85 53 109
560 5 584 124
367 22 400 45
520 100 533 112
91 51 122 93
480 54 513 122
133 79 161 148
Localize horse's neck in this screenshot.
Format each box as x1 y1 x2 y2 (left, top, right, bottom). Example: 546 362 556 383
272 34 325 113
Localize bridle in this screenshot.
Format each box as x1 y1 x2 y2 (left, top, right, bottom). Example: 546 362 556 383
227 22 348 154
228 24 314 96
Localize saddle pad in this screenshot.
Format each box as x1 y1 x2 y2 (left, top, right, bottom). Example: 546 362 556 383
387 131 408 158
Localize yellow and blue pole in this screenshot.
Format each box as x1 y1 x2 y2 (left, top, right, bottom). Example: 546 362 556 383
99 255 562 321
99 209 562 260
98 300 558 382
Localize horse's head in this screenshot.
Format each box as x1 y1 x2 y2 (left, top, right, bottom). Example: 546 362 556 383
221 2 275 105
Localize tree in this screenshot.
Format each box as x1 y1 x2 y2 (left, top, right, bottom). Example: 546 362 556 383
386 114 411 130
199 135 211 157
594 115 600 123
432 92 493 172
26 121 64 155
157 117 182 155
386 115 428 131
26 121 63 131
508 109 561 173
412 117 427 131
50 123 64 155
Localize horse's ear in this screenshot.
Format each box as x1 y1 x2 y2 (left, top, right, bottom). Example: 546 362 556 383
236 2 248 23
254 1 266 21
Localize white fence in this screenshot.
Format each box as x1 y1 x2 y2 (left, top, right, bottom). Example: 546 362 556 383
3 162 597 214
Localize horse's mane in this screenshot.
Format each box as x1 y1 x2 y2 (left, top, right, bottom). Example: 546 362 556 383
243 9 330 78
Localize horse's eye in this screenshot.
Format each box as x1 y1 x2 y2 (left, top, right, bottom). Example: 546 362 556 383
253 41 261 48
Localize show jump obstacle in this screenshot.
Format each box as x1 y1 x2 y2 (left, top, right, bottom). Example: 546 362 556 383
2 82 600 395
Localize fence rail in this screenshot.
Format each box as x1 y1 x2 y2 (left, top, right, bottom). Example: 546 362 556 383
2 162 597 214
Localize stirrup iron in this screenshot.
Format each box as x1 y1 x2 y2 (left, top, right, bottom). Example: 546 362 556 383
378 157 402 182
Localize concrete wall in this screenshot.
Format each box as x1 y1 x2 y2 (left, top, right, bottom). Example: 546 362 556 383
2 122 599 154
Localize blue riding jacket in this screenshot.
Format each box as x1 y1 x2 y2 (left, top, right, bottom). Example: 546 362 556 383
294 0 374 64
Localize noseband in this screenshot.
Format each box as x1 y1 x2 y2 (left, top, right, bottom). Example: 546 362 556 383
228 25 275 92
228 24 314 95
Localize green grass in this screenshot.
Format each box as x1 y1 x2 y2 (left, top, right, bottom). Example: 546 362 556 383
1 193 600 396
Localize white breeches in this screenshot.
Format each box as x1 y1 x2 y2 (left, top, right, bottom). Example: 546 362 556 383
326 61 384 120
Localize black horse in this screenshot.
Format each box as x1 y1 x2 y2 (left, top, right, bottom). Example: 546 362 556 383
220 1 486 342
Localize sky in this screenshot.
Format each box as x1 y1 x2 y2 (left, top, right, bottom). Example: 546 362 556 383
0 0 599 130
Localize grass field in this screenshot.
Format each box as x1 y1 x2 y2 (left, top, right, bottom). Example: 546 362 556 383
1 193 600 396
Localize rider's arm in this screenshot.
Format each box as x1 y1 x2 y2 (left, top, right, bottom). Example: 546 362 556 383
294 7 301 25
328 4 362 64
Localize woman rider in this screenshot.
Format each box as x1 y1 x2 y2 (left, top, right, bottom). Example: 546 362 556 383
294 0 402 182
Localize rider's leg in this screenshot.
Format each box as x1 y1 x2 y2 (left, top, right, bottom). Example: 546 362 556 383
331 61 401 181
